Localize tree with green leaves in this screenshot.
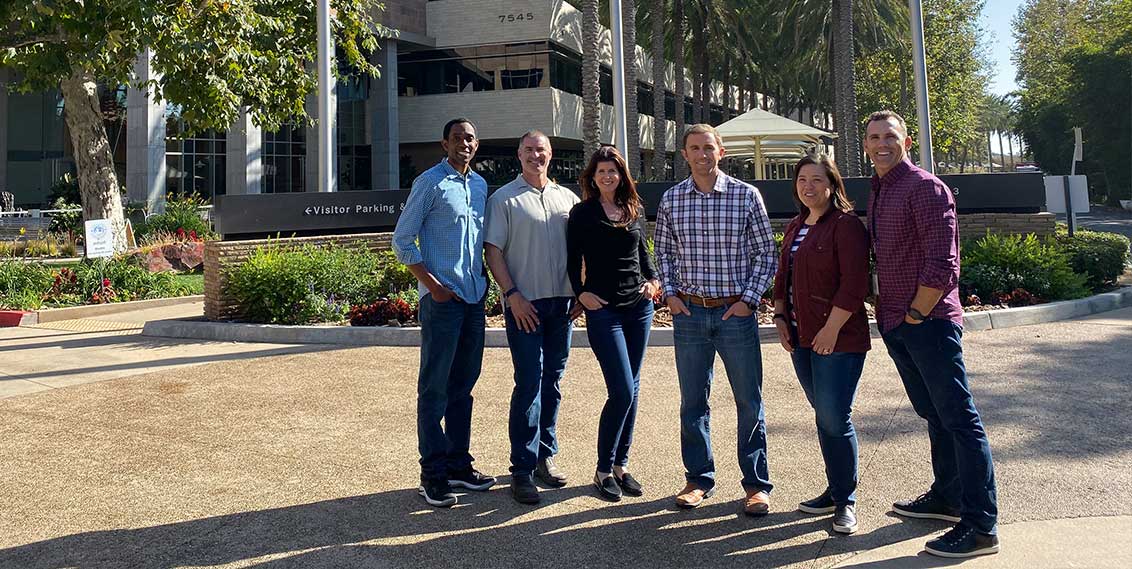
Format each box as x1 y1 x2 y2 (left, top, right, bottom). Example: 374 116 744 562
1 0 384 252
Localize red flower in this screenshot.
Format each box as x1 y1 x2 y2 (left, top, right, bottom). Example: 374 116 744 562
102 278 111 287
189 230 199 241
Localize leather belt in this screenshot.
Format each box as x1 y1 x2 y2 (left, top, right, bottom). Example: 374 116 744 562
677 292 743 308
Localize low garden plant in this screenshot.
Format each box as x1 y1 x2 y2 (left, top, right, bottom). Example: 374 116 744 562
960 232 1090 305
1052 227 1130 291
0 258 195 310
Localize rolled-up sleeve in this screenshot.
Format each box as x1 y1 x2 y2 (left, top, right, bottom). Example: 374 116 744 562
653 195 679 299
392 175 436 266
912 179 960 291
831 215 871 312
741 190 778 305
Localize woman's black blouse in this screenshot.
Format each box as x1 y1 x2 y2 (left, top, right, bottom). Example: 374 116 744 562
566 198 658 309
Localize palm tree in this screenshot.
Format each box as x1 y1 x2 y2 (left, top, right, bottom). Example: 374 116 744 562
673 0 687 179
832 0 862 175
582 0 601 159
622 0 641 177
649 0 668 180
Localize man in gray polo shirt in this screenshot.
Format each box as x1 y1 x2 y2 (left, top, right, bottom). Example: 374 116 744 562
485 130 580 505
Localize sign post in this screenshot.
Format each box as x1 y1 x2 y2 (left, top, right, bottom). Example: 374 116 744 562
83 219 115 259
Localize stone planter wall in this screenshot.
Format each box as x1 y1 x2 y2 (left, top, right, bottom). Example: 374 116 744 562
204 213 1056 321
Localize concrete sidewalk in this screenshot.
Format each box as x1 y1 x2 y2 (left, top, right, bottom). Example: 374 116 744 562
0 308 1129 568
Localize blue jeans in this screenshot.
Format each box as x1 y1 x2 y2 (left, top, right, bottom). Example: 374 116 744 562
417 294 486 481
504 296 574 476
790 348 865 505
585 297 654 473
882 319 998 535
673 305 771 493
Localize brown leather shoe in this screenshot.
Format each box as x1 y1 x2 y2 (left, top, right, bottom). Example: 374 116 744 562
744 490 771 516
674 483 714 508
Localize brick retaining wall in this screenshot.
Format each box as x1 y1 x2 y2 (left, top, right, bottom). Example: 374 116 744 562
204 213 1056 321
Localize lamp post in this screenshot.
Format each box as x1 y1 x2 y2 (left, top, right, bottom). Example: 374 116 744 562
909 0 934 173
609 0 629 158
317 0 337 192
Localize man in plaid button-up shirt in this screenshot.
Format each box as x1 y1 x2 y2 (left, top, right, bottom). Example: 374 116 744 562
655 124 778 516
865 110 999 559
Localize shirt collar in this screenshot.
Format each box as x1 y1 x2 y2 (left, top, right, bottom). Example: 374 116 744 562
682 173 729 195
513 174 554 193
872 159 913 188
440 158 470 179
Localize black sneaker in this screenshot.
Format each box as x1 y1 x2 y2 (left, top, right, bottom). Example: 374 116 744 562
924 523 1000 558
418 478 457 508
799 489 836 514
511 474 540 505
448 468 496 491
535 457 568 488
594 473 623 502
892 491 961 522
832 504 857 534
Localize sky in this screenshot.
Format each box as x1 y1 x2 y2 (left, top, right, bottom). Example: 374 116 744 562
982 0 1026 96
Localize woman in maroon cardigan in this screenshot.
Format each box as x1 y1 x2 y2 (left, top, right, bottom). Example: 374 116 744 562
772 153 870 535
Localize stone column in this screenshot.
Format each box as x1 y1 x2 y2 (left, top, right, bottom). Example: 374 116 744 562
126 48 167 213
0 68 9 198
225 108 263 194
368 38 400 190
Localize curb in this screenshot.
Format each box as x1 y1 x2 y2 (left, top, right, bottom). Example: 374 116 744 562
31 295 204 325
0 310 37 327
141 287 1132 347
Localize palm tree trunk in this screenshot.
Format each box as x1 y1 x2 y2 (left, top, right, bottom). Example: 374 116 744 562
832 0 862 176
623 0 641 178
692 7 706 124
674 0 687 179
987 131 994 172
996 130 1005 174
650 0 667 181
1006 134 1015 170
582 0 601 159
721 56 731 121
60 70 127 253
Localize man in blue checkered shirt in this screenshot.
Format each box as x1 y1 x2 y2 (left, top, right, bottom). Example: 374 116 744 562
654 124 778 516
392 118 497 508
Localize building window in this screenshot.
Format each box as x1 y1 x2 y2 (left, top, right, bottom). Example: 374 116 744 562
165 115 226 200
263 123 306 194
549 50 582 96
399 42 551 96
337 98 371 191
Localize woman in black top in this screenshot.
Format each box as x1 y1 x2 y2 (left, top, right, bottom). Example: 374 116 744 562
567 146 660 502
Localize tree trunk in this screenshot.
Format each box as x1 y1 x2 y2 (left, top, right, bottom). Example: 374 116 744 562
582 0 601 159
721 56 731 121
832 0 862 177
60 70 127 253
986 131 994 172
650 0 667 181
997 130 1006 173
1007 134 1015 170
691 8 706 125
674 0 687 179
960 145 969 173
623 0 641 178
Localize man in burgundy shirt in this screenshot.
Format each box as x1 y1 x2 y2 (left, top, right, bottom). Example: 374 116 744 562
865 110 999 559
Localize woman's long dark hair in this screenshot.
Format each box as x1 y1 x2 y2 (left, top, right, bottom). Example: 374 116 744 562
791 153 854 217
578 145 643 225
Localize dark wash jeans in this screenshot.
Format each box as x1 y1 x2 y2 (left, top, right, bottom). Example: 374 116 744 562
673 305 772 493
790 348 865 506
584 297 654 473
504 296 574 476
882 318 998 535
416 293 486 481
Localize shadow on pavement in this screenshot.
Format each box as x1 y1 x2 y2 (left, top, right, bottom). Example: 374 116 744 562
0 483 942 569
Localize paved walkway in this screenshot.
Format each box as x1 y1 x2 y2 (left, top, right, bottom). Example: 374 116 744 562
0 307 1129 568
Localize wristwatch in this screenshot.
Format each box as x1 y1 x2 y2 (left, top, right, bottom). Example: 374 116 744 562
504 287 519 298
906 308 926 322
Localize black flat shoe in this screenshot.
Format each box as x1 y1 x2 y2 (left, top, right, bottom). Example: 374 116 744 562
615 472 643 496
594 473 622 501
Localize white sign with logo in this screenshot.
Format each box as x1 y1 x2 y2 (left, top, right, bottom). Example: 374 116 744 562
84 219 115 258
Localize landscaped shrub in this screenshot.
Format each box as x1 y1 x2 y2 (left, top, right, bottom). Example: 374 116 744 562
226 242 412 324
349 298 416 326
136 194 216 242
0 262 53 309
1053 227 1130 291
0 258 193 309
47 198 83 241
960 233 1090 303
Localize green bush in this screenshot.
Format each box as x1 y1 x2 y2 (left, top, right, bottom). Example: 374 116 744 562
227 242 412 324
136 193 216 242
1053 228 1130 291
0 258 193 309
48 198 83 239
960 233 1090 302
0 262 53 309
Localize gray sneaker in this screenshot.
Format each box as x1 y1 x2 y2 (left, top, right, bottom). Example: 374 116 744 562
535 456 568 488
832 504 857 534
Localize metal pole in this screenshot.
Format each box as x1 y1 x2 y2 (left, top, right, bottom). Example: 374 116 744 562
317 0 337 192
908 0 934 173
1062 175 1076 236
609 0 629 157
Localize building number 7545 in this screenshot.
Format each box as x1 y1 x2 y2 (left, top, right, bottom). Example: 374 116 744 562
499 13 535 23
